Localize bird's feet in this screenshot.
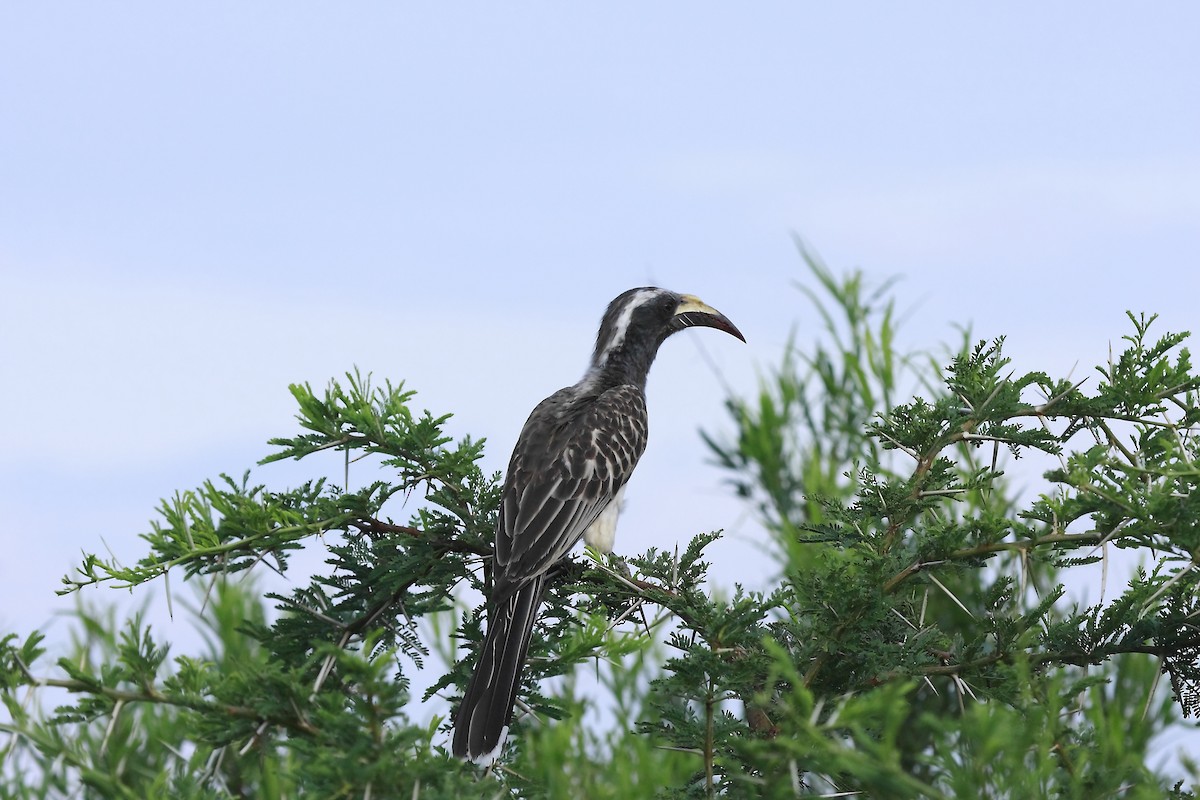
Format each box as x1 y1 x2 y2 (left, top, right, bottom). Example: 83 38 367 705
583 545 634 579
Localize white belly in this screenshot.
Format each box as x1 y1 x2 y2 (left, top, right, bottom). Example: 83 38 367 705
583 486 624 553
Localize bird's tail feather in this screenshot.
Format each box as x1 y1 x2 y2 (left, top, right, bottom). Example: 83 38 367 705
452 576 546 761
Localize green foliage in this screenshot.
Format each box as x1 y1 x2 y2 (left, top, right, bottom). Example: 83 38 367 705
698 251 1200 795
4 255 1199 798
701 243 910 532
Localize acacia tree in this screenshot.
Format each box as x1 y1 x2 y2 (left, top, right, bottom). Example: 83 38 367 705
2 252 1198 798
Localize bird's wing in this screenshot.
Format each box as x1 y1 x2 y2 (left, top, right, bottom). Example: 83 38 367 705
493 384 648 595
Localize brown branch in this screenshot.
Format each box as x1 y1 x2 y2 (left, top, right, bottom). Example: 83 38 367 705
352 518 424 537
349 517 492 558
865 634 1200 688
880 532 1105 595
26 676 318 736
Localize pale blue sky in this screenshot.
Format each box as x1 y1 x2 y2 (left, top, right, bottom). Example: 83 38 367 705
2 2 1198 767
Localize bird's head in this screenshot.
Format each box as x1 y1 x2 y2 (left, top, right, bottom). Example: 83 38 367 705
590 287 745 377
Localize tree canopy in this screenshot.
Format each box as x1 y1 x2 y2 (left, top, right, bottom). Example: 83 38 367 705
3 254 1198 798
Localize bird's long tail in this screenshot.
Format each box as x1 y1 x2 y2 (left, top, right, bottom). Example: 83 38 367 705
452 575 546 761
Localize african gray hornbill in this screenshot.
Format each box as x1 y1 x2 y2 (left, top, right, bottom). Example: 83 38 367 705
451 287 745 762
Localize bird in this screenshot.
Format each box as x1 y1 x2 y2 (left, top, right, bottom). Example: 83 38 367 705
451 287 745 762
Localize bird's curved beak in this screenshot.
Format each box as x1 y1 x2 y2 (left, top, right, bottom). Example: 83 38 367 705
671 295 746 342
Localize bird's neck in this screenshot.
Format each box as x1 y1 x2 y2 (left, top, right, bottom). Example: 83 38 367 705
583 344 658 392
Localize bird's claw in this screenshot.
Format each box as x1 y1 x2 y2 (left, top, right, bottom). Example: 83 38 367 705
609 553 633 579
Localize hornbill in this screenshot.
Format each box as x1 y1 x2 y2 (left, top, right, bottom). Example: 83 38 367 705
452 287 744 762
